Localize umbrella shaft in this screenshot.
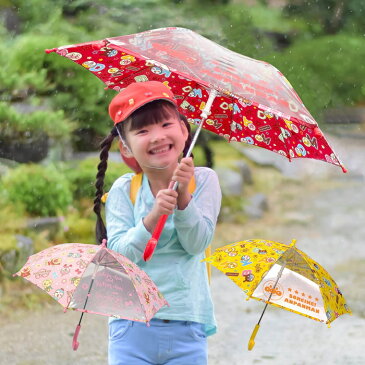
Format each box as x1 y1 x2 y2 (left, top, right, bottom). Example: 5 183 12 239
77 262 100 325
257 264 286 326
171 88 217 192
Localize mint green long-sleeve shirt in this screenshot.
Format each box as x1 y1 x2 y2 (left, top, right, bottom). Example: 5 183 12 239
106 167 222 336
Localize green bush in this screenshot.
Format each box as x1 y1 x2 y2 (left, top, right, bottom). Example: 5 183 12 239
0 102 73 140
267 34 365 118
64 156 132 200
2 164 72 216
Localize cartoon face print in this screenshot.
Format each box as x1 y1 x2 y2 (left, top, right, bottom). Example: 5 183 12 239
120 55 136 64
241 136 254 144
223 262 237 269
54 289 65 301
330 153 339 164
295 143 307 157
20 267 31 278
302 136 311 147
254 264 262 273
66 52 82 60
71 277 80 287
252 248 267 255
242 270 254 282
224 248 238 257
68 252 81 259
206 119 223 130
108 67 120 74
76 259 88 269
105 49 118 57
43 279 53 292
241 255 252 266
82 61 96 69
35 268 51 279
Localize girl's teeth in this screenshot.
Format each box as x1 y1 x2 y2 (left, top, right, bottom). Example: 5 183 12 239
151 146 169 154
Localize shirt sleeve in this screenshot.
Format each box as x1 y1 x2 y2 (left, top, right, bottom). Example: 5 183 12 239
105 176 151 263
173 168 221 255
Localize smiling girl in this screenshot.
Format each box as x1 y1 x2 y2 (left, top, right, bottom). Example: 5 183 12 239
94 81 221 365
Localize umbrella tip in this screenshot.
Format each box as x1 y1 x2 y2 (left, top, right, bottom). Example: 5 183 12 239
45 48 56 54
341 165 347 173
290 239 297 247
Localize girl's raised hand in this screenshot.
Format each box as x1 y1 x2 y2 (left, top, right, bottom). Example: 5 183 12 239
172 157 194 193
172 157 194 210
143 188 178 233
154 188 178 216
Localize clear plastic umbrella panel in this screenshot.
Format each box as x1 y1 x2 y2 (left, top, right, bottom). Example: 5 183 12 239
14 241 168 350
204 239 351 350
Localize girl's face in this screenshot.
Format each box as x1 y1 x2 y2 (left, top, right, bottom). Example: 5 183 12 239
122 115 188 171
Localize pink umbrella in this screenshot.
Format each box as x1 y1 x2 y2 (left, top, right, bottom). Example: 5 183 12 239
14 240 168 350
45 27 346 261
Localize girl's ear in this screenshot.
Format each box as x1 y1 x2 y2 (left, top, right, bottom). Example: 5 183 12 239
119 140 133 158
118 141 142 173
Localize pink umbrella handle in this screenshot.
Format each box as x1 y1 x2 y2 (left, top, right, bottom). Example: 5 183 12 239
143 214 168 261
72 324 81 351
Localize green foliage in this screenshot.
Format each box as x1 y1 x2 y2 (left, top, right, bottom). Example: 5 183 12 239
2 164 72 216
284 0 365 35
64 156 132 200
0 102 73 139
267 34 365 117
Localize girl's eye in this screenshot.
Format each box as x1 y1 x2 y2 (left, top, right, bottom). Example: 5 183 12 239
135 129 147 135
162 122 173 127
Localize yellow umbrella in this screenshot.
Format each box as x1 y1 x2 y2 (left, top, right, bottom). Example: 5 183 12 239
204 239 351 350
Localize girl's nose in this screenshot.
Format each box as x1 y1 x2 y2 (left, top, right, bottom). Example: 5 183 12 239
150 129 166 143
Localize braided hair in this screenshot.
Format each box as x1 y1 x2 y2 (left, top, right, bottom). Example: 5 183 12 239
94 126 118 244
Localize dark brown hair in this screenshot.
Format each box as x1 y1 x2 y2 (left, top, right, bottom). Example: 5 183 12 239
94 100 193 244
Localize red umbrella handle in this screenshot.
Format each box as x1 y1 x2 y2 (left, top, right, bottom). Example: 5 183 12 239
143 214 168 261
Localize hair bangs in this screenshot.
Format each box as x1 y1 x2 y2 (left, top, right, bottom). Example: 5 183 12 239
129 100 178 132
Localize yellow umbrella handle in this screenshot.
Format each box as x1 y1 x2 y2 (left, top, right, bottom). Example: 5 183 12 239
248 324 260 351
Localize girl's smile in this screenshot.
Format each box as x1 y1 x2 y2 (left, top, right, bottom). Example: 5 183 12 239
123 117 188 172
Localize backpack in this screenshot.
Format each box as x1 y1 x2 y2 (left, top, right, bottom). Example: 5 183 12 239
102 173 212 282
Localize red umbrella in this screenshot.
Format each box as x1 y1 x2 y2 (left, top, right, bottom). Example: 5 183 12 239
46 27 346 260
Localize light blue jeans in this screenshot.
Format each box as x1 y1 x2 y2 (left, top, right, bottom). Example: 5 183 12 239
108 318 207 365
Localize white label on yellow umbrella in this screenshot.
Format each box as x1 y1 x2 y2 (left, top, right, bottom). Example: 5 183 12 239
252 264 327 322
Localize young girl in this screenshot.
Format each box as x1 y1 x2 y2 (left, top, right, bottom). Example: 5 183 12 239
94 81 221 365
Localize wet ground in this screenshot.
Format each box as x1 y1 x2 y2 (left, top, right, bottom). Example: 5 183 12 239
0 133 364 365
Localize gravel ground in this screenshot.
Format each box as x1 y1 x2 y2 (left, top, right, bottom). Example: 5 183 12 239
0 134 364 365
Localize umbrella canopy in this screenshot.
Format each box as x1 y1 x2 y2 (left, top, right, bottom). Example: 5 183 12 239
14 241 168 349
204 239 351 349
46 27 345 172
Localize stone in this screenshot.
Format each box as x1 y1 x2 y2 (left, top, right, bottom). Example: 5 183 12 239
244 193 269 219
234 160 253 185
215 167 243 196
